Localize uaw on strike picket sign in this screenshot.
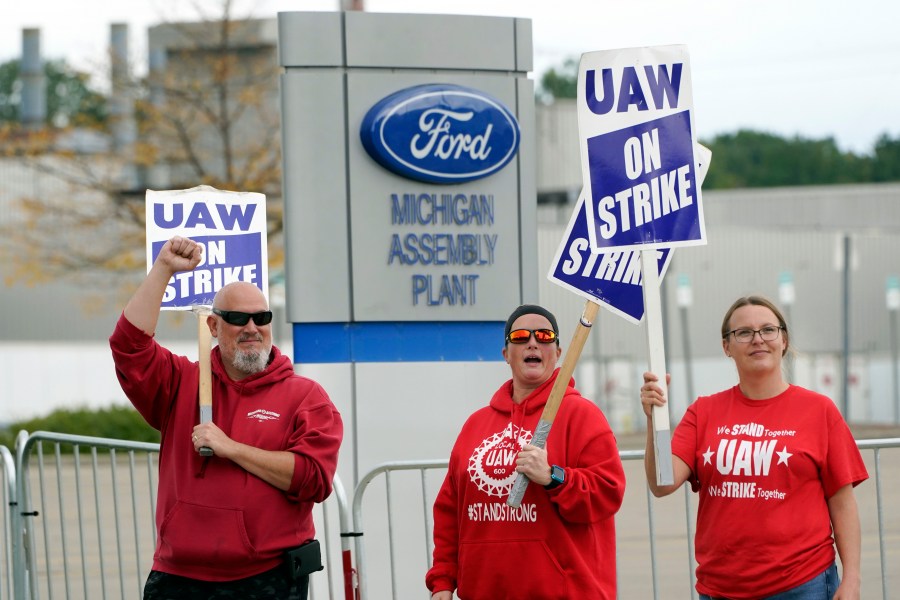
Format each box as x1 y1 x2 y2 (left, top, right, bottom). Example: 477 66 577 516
548 143 711 324
145 185 269 309
550 45 709 486
577 44 706 254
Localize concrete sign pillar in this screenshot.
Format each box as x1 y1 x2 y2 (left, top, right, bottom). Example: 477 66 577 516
278 11 535 363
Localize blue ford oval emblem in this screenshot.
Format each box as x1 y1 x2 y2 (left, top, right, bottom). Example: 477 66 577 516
360 83 520 184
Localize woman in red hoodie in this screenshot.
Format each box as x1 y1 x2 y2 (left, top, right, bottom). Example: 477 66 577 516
426 304 626 600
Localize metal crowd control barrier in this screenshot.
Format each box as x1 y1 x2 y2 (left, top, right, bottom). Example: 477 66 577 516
346 457 703 600
350 459 449 600
2 444 17 600
5 433 899 599
348 440 900 600
857 437 900 597
6 431 350 600
321 474 356 600
14 430 161 600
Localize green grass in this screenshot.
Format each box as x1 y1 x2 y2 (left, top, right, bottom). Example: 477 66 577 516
0 404 160 451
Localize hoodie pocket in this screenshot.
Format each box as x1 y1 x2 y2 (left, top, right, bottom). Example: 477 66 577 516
158 501 258 567
457 539 567 599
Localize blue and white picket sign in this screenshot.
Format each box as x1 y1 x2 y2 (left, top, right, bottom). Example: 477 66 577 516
145 185 269 309
577 45 706 253
549 194 672 324
548 144 711 324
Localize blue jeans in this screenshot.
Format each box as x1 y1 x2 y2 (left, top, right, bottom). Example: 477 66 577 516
700 563 839 600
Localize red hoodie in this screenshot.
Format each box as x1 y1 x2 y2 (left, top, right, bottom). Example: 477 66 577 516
426 369 625 599
110 314 343 581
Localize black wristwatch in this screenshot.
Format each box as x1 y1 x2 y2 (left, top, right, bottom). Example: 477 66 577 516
544 465 565 490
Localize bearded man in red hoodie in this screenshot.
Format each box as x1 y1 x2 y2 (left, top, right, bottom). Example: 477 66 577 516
110 236 343 600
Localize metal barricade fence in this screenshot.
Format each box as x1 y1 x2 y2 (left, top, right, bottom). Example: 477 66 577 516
319 473 355 600
857 437 900 598
350 460 449 600
349 439 900 600
14 430 161 600
2 444 16 600
346 456 701 600
5 433 899 599
6 431 350 600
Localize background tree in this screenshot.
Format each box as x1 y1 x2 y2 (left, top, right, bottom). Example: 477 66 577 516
701 130 858 188
0 405 159 450
0 0 283 294
537 57 578 102
535 56 900 189
871 134 900 182
0 59 107 127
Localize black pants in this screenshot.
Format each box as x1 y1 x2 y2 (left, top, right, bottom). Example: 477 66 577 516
143 566 308 600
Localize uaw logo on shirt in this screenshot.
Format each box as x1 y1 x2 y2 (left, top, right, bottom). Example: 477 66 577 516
468 423 530 496
702 421 795 501
466 423 538 522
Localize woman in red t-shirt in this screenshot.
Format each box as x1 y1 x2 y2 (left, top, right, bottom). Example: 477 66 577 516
640 295 868 600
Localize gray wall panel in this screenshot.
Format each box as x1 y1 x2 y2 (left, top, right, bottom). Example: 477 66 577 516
277 12 344 67
536 100 580 192
537 185 900 363
280 70 351 322
344 12 519 71
514 18 533 72
517 76 539 303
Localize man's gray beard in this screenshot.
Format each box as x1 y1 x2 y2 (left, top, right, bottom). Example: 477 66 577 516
232 346 270 375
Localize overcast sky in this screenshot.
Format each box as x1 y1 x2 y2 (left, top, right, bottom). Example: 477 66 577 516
3 0 898 154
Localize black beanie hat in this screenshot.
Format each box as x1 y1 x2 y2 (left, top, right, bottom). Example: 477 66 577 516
504 304 559 340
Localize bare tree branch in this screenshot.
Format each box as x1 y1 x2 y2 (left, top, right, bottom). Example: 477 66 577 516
0 0 283 295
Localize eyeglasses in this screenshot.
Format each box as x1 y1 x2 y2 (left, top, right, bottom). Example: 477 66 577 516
724 326 783 343
506 328 558 344
212 308 273 327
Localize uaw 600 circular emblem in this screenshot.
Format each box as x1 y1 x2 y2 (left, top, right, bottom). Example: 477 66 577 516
359 83 521 184
467 423 532 497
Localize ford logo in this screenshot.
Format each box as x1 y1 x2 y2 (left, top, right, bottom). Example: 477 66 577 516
360 83 520 184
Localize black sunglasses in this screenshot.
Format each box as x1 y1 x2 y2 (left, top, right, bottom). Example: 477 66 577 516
506 328 558 344
212 308 273 327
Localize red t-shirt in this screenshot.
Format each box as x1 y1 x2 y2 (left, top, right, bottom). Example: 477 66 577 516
672 385 868 598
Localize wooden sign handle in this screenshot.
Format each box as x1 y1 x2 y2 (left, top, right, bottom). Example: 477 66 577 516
507 300 600 508
197 311 214 457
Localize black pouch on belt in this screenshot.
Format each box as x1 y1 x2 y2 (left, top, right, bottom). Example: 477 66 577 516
284 539 324 581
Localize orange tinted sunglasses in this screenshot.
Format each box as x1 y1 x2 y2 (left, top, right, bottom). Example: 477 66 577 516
506 328 558 344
